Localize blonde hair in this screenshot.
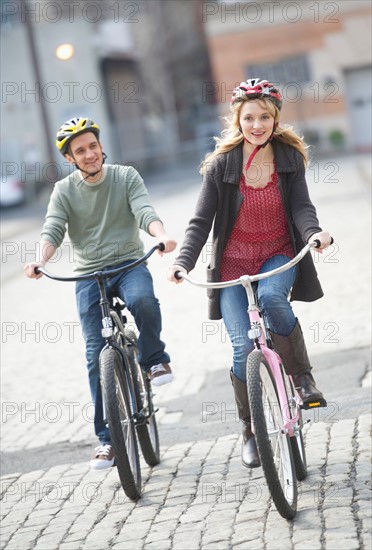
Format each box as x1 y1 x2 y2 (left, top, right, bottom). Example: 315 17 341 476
200 98 309 174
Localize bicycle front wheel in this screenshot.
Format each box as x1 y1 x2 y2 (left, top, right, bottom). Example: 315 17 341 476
129 350 160 466
247 350 297 519
100 348 141 501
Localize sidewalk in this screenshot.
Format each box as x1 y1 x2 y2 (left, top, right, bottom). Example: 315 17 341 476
1 153 371 549
1 413 371 550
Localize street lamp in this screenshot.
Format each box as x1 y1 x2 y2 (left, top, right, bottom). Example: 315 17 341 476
55 44 74 61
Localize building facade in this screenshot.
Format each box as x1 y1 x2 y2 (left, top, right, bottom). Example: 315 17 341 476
1 0 216 188
1 0 371 194
202 0 372 154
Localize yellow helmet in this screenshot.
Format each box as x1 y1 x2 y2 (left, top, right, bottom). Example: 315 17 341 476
56 117 100 155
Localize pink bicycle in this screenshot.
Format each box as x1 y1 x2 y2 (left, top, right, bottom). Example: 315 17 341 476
176 240 330 519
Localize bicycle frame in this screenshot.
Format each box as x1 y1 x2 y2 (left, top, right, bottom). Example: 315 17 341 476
239 275 301 438
35 245 164 499
108 300 157 427
177 241 321 437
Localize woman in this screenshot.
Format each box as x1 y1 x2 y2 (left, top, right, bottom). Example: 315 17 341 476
168 78 332 469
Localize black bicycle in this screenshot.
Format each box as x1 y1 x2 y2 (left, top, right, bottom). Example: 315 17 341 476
35 245 163 501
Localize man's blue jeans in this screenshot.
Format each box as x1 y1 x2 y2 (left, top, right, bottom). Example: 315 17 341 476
75 262 170 443
220 255 296 383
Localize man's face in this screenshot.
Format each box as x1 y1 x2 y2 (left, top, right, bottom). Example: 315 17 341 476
65 132 103 175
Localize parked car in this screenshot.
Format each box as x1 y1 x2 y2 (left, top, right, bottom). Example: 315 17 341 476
0 175 26 207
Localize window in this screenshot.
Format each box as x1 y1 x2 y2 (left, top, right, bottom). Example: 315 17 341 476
247 54 311 85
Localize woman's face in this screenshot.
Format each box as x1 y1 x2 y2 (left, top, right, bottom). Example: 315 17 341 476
239 100 275 146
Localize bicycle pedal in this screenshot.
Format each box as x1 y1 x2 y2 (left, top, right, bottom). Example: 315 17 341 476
300 399 327 410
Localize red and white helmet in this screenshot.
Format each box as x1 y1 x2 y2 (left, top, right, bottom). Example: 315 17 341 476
231 78 282 110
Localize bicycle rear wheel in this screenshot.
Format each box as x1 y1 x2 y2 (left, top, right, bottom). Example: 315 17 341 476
100 348 141 501
247 350 297 519
129 348 160 466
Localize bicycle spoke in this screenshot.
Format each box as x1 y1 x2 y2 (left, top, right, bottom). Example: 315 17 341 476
115 371 140 480
247 350 297 519
100 348 142 501
124 346 160 466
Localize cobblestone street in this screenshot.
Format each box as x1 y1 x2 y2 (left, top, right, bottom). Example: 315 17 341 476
1 154 371 549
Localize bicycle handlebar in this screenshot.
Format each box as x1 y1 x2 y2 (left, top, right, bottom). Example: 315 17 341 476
175 239 334 289
35 243 165 282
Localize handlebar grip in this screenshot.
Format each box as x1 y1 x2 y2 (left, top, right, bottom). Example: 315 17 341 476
158 242 165 252
313 237 334 249
34 267 41 275
174 270 183 280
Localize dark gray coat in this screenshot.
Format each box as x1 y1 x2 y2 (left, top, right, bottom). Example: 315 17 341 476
175 139 324 320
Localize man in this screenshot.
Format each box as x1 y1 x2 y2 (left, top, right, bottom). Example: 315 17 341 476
24 117 176 470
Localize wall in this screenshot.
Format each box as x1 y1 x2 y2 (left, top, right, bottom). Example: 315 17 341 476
203 1 372 152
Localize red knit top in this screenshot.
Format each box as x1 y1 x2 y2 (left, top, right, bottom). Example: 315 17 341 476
220 165 294 280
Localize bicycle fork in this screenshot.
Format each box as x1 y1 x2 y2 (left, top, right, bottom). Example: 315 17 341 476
261 348 301 438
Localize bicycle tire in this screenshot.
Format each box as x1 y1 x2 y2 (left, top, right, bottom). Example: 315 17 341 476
129 349 160 466
290 431 307 481
100 348 142 501
285 376 307 481
247 350 297 519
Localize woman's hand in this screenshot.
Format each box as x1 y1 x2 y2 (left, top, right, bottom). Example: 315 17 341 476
309 231 333 253
168 264 186 284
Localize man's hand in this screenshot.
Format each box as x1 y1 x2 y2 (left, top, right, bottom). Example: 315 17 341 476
23 240 56 278
24 262 45 279
156 233 177 256
148 221 177 256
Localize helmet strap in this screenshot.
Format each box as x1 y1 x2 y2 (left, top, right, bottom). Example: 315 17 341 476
73 152 107 180
244 144 261 172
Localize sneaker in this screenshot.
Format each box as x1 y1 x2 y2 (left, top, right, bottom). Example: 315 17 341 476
90 444 115 470
148 363 173 386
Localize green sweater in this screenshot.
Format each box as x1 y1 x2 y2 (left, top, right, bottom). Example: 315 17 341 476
41 165 161 273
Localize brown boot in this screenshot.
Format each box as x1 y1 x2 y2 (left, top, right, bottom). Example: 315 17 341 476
230 371 260 468
270 320 327 409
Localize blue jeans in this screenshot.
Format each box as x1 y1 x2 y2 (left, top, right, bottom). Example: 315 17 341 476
75 262 170 443
220 255 296 383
